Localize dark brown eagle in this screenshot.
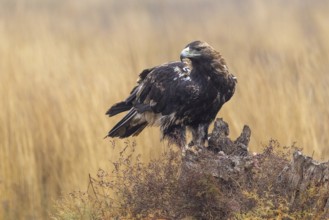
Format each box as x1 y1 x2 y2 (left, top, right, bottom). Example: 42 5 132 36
106 41 237 152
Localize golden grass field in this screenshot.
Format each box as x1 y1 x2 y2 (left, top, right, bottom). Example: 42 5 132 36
0 0 329 219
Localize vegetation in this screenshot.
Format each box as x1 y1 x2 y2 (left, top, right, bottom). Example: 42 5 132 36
1 0 329 219
52 140 329 219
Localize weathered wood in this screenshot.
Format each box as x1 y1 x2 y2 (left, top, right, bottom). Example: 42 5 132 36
208 118 250 156
183 118 255 193
278 150 329 216
183 118 329 217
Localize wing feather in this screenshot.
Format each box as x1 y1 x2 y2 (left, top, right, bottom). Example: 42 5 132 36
135 62 193 116
107 109 138 137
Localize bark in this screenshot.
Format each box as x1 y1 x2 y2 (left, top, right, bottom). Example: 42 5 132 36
183 118 329 217
278 151 329 216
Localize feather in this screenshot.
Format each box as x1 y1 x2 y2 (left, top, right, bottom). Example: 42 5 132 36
106 101 131 116
107 109 138 137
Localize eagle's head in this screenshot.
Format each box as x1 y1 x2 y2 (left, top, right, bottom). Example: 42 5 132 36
180 41 233 79
180 41 220 63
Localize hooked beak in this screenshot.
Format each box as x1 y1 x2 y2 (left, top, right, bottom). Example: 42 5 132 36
180 47 190 61
180 47 201 61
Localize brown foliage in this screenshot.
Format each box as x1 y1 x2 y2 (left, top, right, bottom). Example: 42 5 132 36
53 121 329 220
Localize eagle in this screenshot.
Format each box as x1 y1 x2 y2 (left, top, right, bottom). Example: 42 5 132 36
105 41 237 152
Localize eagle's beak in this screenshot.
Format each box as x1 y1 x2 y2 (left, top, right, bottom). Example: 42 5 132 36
180 47 190 61
180 47 201 61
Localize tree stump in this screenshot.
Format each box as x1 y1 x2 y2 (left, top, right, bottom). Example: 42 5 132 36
183 118 329 218
278 151 329 217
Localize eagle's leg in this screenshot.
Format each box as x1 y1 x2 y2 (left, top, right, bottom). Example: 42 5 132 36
162 125 187 152
189 123 209 151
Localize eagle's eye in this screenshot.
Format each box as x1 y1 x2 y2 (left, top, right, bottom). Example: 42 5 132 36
194 47 202 51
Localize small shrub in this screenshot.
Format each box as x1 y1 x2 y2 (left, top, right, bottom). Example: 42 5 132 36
52 140 328 219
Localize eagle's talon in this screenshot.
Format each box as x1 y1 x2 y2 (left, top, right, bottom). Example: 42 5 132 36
181 144 189 157
181 149 186 157
185 145 203 156
188 141 195 147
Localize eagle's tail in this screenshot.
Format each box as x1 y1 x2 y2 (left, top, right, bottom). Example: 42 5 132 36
106 109 148 138
106 101 132 117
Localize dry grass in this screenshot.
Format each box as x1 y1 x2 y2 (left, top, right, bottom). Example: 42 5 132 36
0 0 329 219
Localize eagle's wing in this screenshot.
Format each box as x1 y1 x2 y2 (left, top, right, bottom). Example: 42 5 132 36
134 61 195 116
106 61 196 138
105 67 155 116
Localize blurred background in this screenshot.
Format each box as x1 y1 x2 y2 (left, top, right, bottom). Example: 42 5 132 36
0 0 328 219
